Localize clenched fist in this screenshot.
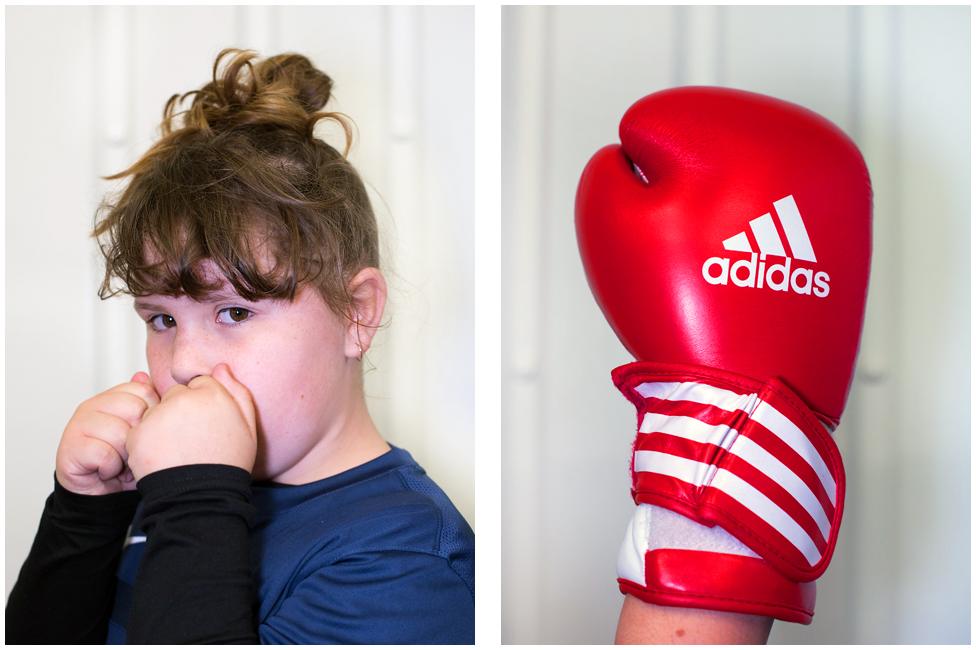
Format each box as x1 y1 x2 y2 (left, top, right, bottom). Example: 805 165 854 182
125 363 257 482
55 372 160 495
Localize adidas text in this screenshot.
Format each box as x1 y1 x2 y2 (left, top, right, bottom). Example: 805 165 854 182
702 253 831 298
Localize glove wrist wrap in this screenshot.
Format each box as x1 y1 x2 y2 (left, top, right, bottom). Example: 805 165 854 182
618 547 818 624
612 361 846 584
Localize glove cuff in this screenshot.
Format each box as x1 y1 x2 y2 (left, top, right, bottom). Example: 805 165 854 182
618 549 816 624
612 361 845 583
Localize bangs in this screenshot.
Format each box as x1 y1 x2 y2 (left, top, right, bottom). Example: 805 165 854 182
93 132 363 312
123 206 309 304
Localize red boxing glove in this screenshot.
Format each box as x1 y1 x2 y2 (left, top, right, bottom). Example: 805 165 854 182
576 87 871 623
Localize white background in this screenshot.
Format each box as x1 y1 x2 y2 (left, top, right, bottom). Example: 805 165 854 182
502 5 970 645
5 5 474 598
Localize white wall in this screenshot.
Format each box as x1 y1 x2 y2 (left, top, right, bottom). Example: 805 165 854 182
5 5 474 597
502 5 970 644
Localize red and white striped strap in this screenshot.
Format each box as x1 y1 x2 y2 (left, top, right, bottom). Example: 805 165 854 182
612 361 845 583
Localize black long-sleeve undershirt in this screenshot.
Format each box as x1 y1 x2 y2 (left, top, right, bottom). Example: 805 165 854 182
6 476 140 643
127 464 257 643
6 465 257 644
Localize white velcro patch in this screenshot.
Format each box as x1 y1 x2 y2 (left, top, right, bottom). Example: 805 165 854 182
616 504 759 587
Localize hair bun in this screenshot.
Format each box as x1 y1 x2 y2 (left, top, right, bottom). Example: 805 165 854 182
258 52 333 113
162 48 338 140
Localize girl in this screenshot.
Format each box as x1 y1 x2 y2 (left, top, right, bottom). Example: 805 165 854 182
7 48 474 644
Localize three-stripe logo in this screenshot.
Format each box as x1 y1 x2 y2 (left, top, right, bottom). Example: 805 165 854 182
722 195 817 262
701 195 831 298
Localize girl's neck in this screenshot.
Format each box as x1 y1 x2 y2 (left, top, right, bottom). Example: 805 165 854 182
268 378 390 486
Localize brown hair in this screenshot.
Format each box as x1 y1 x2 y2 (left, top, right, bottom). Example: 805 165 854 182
91 48 379 317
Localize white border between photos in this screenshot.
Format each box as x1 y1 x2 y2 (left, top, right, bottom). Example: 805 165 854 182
474 2 502 647
0 5 6 644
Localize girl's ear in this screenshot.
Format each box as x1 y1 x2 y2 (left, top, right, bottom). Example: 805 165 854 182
344 267 387 360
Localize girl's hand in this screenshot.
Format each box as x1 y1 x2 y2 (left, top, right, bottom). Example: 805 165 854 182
55 373 160 495
125 363 257 481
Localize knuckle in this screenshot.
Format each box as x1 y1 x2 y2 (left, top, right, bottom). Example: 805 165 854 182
65 409 91 438
139 383 160 402
110 416 130 439
76 396 99 418
125 392 150 419
100 443 117 464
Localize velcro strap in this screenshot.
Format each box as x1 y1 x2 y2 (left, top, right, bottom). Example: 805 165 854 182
612 361 845 582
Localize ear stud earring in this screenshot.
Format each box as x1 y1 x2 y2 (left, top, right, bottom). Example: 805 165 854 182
355 314 365 361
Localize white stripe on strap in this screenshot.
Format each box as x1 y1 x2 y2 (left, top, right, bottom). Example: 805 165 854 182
712 467 823 566
635 379 837 506
638 412 832 542
635 380 756 414
729 435 831 540
752 401 836 504
634 450 823 567
639 412 738 450
635 449 713 491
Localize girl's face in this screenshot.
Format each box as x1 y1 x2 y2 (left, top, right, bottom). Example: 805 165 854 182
133 259 359 482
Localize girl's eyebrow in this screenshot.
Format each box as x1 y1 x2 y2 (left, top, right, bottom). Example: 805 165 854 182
133 300 169 312
203 289 249 303
132 290 250 312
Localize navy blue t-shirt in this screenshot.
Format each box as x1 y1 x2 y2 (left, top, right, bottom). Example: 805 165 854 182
106 446 474 643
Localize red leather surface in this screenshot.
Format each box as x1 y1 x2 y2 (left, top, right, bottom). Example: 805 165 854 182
619 548 816 624
576 86 872 424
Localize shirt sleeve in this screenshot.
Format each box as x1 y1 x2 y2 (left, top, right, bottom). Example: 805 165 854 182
258 549 475 644
125 463 258 644
5 475 141 643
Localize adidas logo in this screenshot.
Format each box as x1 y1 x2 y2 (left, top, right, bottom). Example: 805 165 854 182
701 195 830 298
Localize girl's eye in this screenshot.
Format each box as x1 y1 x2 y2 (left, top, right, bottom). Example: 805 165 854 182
147 314 176 332
145 308 252 332
217 307 253 325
